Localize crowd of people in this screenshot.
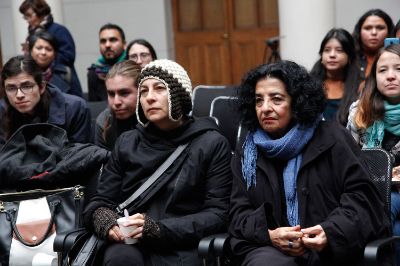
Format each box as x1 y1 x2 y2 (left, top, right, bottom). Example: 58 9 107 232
1 0 400 265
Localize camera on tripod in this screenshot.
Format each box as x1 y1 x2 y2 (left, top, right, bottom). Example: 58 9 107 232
266 36 279 48
264 36 281 63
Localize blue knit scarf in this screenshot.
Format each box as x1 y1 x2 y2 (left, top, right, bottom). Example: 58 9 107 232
242 119 320 226
365 101 400 148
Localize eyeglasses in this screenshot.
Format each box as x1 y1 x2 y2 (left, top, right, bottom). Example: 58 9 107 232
23 11 36 20
4 83 36 96
129 52 151 62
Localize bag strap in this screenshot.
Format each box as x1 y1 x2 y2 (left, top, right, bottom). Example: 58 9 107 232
8 199 60 247
70 234 104 266
116 143 188 213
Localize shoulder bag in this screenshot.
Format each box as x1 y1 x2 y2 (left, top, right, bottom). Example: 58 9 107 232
0 185 85 266
64 143 189 266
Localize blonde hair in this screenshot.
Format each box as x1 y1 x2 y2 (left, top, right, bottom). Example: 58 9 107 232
106 60 141 84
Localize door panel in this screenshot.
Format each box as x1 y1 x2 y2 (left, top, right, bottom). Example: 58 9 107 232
172 0 279 86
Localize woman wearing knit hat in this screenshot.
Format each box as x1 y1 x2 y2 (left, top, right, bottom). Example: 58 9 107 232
83 59 232 265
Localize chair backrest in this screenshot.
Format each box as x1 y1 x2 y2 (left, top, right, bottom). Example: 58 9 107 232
209 96 240 151
86 101 108 141
361 148 393 221
192 85 236 117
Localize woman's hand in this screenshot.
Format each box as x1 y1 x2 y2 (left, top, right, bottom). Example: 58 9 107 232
301 225 327 252
124 213 145 239
108 225 124 242
392 166 400 181
268 225 306 256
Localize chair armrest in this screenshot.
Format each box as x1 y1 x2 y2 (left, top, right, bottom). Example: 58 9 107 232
198 235 217 259
213 233 229 256
364 235 400 266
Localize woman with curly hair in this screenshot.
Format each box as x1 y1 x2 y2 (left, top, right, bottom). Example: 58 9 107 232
229 60 387 265
310 28 361 125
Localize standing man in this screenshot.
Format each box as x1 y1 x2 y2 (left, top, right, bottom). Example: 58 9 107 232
88 23 126 101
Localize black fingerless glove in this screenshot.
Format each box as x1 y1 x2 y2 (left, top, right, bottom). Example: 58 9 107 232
92 207 119 239
142 215 163 240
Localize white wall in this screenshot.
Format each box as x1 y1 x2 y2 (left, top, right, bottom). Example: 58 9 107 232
1 0 399 90
62 0 174 92
335 0 399 31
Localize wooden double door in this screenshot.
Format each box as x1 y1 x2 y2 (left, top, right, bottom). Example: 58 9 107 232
172 0 279 86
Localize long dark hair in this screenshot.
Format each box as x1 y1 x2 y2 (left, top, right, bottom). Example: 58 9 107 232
125 39 157 61
310 28 361 125
352 9 394 55
1 55 51 138
355 44 400 129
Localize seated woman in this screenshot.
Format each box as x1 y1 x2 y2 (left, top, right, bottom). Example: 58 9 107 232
94 60 140 150
125 38 157 68
310 28 360 125
0 55 91 143
28 30 83 97
347 43 400 264
83 59 232 265
229 60 387 266
352 9 394 83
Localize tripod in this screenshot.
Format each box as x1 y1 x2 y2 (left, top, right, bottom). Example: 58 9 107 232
264 38 281 64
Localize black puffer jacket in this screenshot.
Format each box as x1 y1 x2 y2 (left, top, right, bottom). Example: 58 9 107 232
0 123 109 190
83 117 232 265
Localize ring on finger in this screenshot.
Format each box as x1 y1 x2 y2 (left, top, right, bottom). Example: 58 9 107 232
288 240 293 249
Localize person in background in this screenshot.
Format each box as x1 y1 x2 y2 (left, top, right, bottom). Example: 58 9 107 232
83 59 232 265
125 39 157 68
395 19 400 38
94 60 140 150
28 30 82 97
229 60 387 266
347 44 400 265
88 23 126 101
352 9 394 83
0 55 91 143
19 0 82 96
310 28 361 125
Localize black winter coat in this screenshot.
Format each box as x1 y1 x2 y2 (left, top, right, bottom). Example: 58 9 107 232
229 121 389 266
0 123 109 190
83 117 232 265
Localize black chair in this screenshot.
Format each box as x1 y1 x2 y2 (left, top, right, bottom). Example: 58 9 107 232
86 100 108 141
362 148 400 266
192 85 236 117
209 96 240 151
199 148 397 266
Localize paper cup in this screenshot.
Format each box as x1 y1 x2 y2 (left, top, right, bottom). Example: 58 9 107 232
117 217 138 244
31 253 57 266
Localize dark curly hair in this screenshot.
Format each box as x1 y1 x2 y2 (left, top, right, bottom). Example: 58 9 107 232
237 60 326 132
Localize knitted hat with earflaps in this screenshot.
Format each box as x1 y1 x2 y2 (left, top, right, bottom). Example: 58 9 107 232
136 59 192 126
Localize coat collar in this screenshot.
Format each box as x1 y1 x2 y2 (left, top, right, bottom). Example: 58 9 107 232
300 121 336 169
47 85 66 125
